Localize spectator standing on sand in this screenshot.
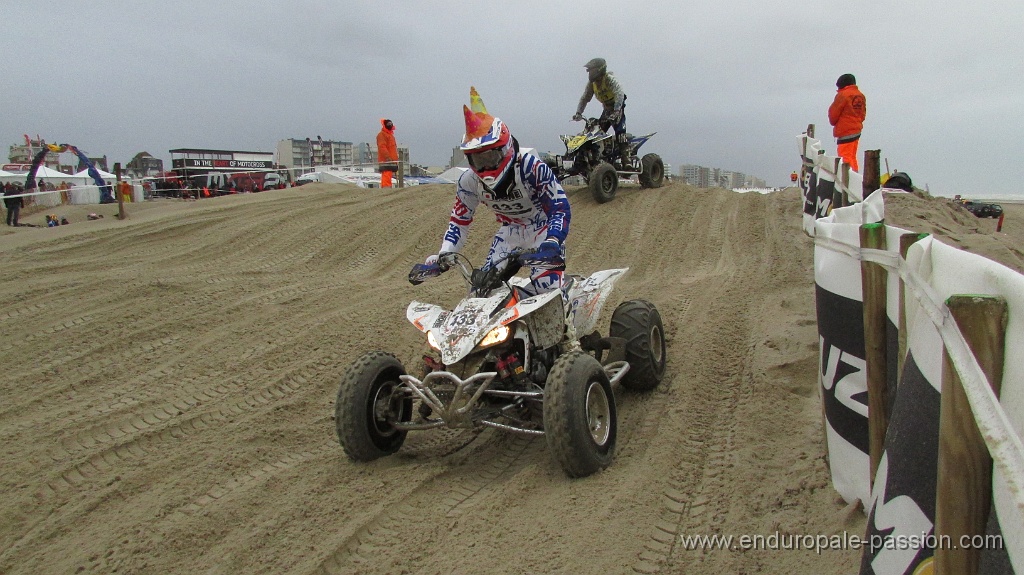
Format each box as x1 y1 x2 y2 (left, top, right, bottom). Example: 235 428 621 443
4 182 23 226
828 73 867 172
118 180 132 203
377 119 398 188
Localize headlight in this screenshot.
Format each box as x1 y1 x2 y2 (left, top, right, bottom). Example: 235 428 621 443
426 330 441 350
478 325 511 348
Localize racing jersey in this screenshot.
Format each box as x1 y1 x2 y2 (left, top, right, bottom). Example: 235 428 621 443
440 150 570 258
576 72 625 116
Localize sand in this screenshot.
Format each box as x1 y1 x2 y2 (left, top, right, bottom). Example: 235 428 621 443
1 183 1021 574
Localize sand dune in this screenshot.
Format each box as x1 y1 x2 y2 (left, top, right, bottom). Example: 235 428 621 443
1 182 1020 574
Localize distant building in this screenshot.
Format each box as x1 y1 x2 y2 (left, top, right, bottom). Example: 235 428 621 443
125 152 164 179
168 147 278 186
7 137 70 172
276 138 354 174
680 164 710 188
79 154 109 173
680 163 766 189
450 147 469 169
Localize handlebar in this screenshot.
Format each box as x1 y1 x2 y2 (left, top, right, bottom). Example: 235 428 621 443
408 249 538 295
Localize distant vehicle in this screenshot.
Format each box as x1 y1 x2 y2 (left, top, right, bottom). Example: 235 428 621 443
962 200 1003 219
294 173 320 186
190 171 287 193
544 117 663 204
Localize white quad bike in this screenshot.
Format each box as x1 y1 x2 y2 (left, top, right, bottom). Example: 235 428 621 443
335 250 666 478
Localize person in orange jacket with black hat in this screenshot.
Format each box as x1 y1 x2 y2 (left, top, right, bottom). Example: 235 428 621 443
376 119 398 188
828 73 867 171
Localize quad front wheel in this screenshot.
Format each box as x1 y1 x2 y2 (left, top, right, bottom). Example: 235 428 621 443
543 351 617 478
589 162 618 204
335 351 412 461
610 300 667 391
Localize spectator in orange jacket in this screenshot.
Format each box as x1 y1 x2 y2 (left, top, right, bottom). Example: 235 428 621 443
117 180 133 203
376 118 398 188
828 73 866 171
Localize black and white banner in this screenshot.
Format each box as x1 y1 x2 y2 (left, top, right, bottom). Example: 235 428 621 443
814 214 872 505
797 132 865 236
859 349 940 575
813 194 910 508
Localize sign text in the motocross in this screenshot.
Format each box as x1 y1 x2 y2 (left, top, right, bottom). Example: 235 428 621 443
172 159 274 170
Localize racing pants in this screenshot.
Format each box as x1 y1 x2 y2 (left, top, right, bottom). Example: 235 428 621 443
837 140 860 172
485 223 563 295
599 104 626 137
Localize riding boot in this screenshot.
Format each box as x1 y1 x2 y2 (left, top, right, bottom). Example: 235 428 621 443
617 134 631 166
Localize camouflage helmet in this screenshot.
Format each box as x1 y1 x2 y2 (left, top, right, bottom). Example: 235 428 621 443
584 58 607 81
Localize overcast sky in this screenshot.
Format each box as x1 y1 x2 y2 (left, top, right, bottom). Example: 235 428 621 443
2 1 1021 195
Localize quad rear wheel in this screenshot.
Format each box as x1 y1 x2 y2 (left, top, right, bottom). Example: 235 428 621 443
336 351 412 461
544 351 617 478
610 300 666 391
639 153 665 189
589 162 618 203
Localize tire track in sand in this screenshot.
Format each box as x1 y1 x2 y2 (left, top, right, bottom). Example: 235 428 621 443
317 433 537 574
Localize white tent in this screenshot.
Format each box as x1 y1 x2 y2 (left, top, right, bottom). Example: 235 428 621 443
74 168 120 181
437 167 469 183
28 165 73 179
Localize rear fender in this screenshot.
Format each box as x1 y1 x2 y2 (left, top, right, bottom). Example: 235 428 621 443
567 268 629 335
630 133 656 151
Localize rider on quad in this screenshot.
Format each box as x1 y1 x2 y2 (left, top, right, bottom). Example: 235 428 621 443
573 57 629 160
424 87 571 295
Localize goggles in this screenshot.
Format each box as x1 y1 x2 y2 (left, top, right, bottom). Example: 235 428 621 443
466 147 505 172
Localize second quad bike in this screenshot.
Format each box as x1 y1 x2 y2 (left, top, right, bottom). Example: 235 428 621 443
544 117 665 204
335 250 667 478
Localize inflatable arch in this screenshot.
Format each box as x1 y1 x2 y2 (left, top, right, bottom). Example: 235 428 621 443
25 144 114 203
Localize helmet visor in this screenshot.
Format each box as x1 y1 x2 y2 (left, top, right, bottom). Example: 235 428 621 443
466 148 505 172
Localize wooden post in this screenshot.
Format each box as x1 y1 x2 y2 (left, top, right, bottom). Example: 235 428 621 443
807 124 815 139
841 162 851 207
832 157 844 211
115 162 126 220
863 149 881 199
934 296 1007 575
997 213 1005 232
897 233 929 380
397 160 404 189
860 222 888 486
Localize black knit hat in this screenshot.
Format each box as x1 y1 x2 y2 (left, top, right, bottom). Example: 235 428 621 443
836 74 856 88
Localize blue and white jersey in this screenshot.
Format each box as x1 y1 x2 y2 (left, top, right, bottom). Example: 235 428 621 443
440 151 570 257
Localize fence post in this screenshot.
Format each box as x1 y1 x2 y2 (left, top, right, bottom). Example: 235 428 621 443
934 296 1007 575
115 162 126 220
397 160 404 189
841 162 851 207
898 233 929 379
832 157 844 211
863 149 881 199
807 124 815 139
860 222 888 487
